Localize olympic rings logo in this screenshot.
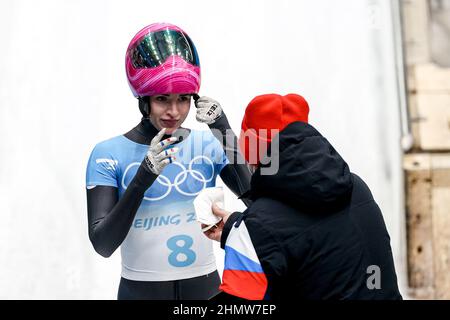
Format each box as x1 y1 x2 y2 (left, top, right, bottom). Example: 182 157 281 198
121 156 215 201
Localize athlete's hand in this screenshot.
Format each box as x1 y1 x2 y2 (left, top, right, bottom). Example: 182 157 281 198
202 203 231 242
194 95 223 125
144 128 179 175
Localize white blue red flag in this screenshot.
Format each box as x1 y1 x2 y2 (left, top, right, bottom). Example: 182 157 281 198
220 221 268 300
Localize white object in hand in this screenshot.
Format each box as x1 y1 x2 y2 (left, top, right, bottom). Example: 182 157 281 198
193 186 224 232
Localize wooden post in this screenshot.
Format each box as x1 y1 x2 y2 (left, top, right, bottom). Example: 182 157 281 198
430 156 450 299
404 154 435 299
404 154 450 299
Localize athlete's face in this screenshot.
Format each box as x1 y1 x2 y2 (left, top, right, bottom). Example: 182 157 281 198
149 94 191 134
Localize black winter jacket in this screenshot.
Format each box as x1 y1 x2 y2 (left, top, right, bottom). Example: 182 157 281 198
220 121 402 300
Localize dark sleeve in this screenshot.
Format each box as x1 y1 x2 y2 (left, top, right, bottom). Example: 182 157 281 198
220 211 243 249
208 113 252 207
245 218 289 279
86 162 158 258
220 209 288 276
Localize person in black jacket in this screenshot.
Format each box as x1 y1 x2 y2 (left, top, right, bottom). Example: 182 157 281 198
204 93 402 300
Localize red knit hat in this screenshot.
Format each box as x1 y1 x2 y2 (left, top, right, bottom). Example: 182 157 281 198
239 93 309 165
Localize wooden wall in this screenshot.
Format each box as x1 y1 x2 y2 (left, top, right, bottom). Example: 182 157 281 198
402 0 450 299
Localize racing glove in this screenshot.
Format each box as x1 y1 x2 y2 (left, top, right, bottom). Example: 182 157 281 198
143 128 179 175
194 95 223 125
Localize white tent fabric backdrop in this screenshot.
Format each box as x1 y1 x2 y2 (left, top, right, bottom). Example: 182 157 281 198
0 0 407 299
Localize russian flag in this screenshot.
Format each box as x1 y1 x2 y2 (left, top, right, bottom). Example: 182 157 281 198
220 221 268 300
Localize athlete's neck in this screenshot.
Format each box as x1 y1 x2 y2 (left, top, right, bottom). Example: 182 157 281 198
138 117 160 139
124 118 190 145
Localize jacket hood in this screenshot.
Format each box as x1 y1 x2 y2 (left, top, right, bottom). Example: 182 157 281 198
250 121 353 212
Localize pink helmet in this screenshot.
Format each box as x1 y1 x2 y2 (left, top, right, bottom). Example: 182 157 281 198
125 23 201 97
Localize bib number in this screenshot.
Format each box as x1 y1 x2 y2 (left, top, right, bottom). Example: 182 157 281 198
167 235 196 267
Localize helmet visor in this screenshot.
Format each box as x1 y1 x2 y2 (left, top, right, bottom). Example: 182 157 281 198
129 29 200 68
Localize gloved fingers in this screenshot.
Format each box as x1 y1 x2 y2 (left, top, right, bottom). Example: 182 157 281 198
152 136 178 154
196 108 221 125
155 147 179 162
159 158 172 167
196 96 215 107
194 96 215 108
195 113 207 122
151 128 167 146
